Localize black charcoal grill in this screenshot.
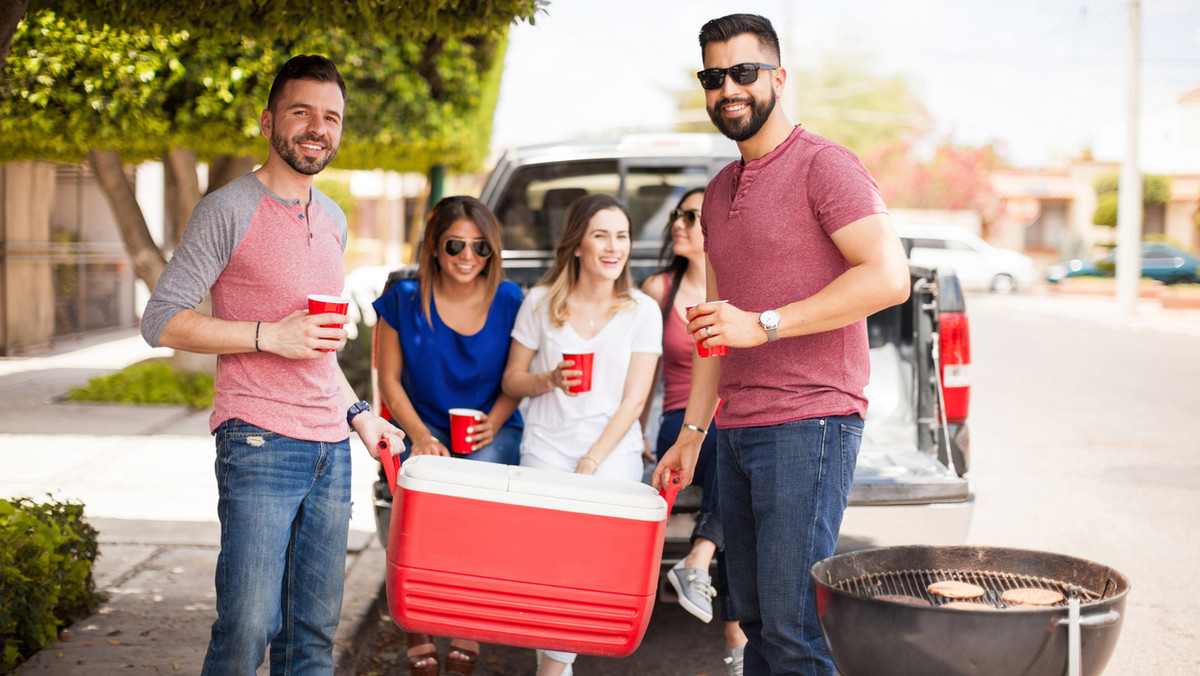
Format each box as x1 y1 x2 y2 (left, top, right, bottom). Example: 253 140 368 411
811 545 1129 676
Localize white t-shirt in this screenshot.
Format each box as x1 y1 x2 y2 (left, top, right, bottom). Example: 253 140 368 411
512 285 663 479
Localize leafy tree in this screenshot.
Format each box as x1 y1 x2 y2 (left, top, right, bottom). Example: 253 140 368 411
1091 172 1171 227
2 4 543 291
790 61 931 158
865 140 1007 221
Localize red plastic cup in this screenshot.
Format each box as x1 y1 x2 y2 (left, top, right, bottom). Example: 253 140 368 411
308 294 350 352
449 408 483 454
562 353 594 393
686 300 729 358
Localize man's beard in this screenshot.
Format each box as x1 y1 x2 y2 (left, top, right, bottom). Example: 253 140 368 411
707 88 776 142
271 130 338 176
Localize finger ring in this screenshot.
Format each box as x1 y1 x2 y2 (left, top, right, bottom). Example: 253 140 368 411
705 326 713 337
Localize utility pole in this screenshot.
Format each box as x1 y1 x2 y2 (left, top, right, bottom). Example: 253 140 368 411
1116 0 1143 315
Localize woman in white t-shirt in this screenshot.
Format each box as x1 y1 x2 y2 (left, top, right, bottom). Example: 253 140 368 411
502 193 662 676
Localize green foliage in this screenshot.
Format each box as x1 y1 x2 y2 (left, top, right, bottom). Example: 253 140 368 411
793 61 932 157
66 360 214 409
1093 192 1119 227
2 8 520 172
0 496 102 672
28 0 546 44
1092 172 1172 226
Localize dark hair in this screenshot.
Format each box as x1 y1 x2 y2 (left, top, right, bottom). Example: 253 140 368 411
655 187 706 317
417 196 505 324
267 54 347 113
538 193 635 328
699 14 781 65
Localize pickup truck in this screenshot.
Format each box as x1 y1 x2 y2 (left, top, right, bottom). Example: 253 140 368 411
367 134 973 559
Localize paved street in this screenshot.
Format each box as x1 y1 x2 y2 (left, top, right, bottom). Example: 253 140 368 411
966 293 1200 675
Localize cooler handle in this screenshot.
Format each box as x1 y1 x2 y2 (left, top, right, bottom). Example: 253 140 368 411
378 438 401 493
659 471 683 513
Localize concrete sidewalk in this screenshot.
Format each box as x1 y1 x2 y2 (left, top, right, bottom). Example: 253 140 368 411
1 330 386 675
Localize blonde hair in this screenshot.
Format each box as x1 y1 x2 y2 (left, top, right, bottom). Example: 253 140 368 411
416 196 504 325
535 193 635 328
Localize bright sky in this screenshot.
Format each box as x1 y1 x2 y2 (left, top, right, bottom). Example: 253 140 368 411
491 0 1200 170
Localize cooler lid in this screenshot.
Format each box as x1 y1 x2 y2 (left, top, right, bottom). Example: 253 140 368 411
400 456 666 522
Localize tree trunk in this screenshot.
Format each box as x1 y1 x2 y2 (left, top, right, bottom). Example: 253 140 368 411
0 0 29 68
208 155 257 194
88 148 167 292
163 148 201 250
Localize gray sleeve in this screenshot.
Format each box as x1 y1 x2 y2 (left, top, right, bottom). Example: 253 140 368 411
140 184 248 347
312 187 349 252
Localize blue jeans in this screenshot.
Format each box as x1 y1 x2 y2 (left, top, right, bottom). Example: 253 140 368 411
204 419 353 676
718 415 863 676
397 421 522 465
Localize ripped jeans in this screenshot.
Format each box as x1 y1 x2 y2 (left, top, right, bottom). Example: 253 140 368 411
203 419 353 676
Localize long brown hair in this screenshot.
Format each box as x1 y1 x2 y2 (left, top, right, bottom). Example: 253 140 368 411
654 187 706 318
536 193 635 328
416 196 504 325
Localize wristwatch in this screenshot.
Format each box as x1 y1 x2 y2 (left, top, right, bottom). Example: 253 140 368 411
346 400 371 426
758 309 780 342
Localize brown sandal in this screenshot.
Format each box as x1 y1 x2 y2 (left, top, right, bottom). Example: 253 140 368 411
446 644 478 676
406 632 439 676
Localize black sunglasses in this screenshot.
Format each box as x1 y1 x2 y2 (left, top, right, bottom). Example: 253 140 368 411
443 238 493 258
670 208 701 227
696 62 777 90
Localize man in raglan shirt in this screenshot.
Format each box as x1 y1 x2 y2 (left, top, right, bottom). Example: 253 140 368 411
653 14 911 676
141 55 403 675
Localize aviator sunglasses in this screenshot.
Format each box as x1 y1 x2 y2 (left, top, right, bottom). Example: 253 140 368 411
696 62 777 90
670 208 701 227
443 238 493 257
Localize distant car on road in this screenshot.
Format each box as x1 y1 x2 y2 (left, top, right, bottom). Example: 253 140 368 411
1045 242 1200 285
897 225 1037 294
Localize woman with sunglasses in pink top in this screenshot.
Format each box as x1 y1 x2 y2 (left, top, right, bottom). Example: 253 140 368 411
372 195 525 676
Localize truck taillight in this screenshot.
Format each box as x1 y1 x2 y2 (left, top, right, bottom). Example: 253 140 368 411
938 312 970 424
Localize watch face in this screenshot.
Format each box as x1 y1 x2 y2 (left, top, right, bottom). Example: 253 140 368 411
761 310 780 329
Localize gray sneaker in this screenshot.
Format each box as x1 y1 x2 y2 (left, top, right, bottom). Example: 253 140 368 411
724 645 745 676
666 559 716 623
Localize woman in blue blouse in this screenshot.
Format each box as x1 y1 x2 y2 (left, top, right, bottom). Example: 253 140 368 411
372 196 523 676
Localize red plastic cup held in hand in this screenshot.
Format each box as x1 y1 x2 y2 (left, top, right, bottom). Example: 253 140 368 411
562 353 594 393
449 408 483 454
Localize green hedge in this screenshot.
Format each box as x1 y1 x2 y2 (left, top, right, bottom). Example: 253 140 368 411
0 497 102 672
65 360 214 409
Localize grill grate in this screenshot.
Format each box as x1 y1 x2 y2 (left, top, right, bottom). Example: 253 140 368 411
835 568 1102 609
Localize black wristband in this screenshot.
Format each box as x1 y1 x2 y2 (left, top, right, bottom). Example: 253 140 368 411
255 322 262 352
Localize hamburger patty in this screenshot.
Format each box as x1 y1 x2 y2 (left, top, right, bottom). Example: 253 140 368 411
927 580 987 599
1001 587 1065 606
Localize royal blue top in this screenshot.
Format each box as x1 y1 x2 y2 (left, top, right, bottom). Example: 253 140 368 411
373 278 524 431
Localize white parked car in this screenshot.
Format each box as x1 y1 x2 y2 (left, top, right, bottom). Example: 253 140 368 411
896 225 1037 294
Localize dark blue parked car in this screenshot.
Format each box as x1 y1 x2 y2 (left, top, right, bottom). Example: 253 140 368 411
1046 242 1200 285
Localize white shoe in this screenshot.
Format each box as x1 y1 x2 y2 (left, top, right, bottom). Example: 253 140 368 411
724 645 745 676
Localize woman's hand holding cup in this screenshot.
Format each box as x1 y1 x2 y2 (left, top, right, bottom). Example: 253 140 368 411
549 359 583 396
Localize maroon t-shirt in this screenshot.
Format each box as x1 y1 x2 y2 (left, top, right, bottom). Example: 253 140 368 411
702 126 887 427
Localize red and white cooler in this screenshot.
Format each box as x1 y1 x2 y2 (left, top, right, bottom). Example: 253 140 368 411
381 454 680 657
